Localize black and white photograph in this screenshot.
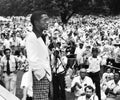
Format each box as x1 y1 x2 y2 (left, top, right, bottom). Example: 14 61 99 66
0 0 120 100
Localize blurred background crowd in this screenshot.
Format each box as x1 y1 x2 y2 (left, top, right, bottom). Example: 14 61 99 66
0 14 120 100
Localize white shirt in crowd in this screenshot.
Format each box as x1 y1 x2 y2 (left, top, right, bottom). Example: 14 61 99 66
102 72 114 82
18 55 26 63
107 80 120 94
9 37 21 47
71 76 95 97
25 31 52 81
114 48 120 63
78 94 98 100
3 39 10 49
75 46 84 65
1 55 18 72
20 71 33 97
87 56 102 73
51 54 67 73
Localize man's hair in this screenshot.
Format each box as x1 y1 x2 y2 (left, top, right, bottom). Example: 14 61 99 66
4 48 11 54
84 85 94 92
30 11 47 26
92 47 99 53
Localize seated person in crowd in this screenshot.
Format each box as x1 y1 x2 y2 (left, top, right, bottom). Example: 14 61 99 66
71 68 94 100
78 85 98 100
105 72 120 97
102 68 114 83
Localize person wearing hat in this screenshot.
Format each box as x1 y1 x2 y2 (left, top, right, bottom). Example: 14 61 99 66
1 48 18 95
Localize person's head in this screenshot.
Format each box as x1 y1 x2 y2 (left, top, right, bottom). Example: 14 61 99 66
85 45 91 51
106 68 112 73
4 48 11 59
79 43 83 49
31 11 49 32
56 42 61 48
92 47 99 58
1 33 5 39
19 51 24 56
114 72 120 81
85 85 94 98
79 68 87 79
53 50 59 58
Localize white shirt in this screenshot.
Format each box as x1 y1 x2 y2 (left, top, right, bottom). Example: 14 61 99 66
75 47 84 65
20 71 33 97
18 55 26 62
102 72 114 82
51 55 67 73
78 95 98 100
1 55 17 72
88 56 102 73
71 76 95 97
3 39 10 49
25 31 52 81
9 37 21 47
20 39 26 47
107 80 120 93
114 48 120 63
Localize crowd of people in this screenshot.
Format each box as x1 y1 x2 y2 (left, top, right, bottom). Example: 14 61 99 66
0 12 120 100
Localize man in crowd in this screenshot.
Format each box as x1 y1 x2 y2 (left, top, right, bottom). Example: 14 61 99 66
87 47 102 100
51 50 67 100
75 42 84 66
82 45 91 69
105 72 120 98
1 48 18 95
71 68 94 100
114 45 120 72
25 11 52 100
78 85 98 100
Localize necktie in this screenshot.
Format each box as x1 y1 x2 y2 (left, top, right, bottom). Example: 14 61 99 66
6 59 10 75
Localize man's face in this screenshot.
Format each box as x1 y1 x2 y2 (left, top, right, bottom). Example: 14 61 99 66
114 73 119 81
92 51 98 57
86 47 90 51
106 68 111 73
86 88 93 98
5 50 10 58
79 44 83 49
35 14 49 31
80 68 86 79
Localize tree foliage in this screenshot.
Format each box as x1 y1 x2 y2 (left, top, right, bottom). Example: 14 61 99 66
0 0 120 23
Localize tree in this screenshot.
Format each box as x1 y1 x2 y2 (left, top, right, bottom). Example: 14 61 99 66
0 0 93 24
33 0 92 24
0 0 120 24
